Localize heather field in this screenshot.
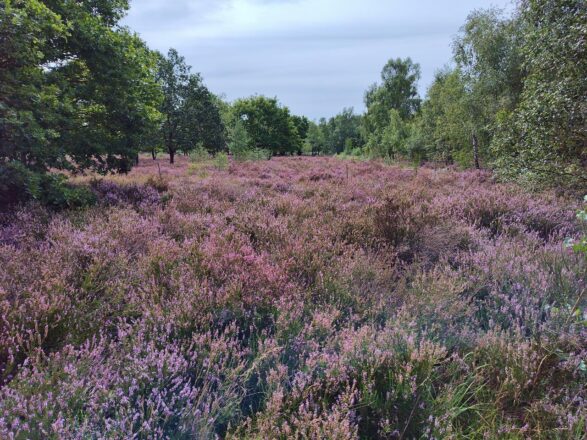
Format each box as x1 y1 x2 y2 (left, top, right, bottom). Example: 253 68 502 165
0 156 585 439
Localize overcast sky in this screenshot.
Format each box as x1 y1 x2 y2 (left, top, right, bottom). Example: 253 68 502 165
124 0 513 120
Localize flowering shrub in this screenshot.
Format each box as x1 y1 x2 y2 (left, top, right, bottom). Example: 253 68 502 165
90 179 162 209
0 157 585 438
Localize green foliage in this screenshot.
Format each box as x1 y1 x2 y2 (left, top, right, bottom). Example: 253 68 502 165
454 7 524 111
38 175 98 210
363 58 421 158
304 121 326 155
370 8 525 168
0 0 162 207
367 109 409 159
189 144 210 163
291 114 310 141
228 119 252 158
419 68 472 164
0 0 162 175
238 149 272 162
0 162 37 206
228 118 271 162
157 49 226 163
429 8 524 168
183 75 226 154
492 0 587 188
0 0 65 171
567 196 587 256
365 58 421 120
231 96 302 156
0 162 96 210
305 109 363 156
369 2 585 183
214 152 229 170
325 108 363 155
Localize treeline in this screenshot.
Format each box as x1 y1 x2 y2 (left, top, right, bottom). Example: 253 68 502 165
0 0 311 207
0 0 585 208
153 49 312 162
311 1 586 189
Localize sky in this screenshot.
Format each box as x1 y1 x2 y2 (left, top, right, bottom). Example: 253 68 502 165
123 0 513 120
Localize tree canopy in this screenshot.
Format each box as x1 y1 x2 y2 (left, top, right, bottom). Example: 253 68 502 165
357 1 585 187
231 96 302 156
0 0 161 174
156 49 225 164
363 58 421 158
492 0 586 187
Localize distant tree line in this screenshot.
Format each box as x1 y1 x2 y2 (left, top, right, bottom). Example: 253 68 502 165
305 0 586 189
0 0 585 208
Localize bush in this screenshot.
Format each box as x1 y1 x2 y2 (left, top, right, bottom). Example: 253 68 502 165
214 152 229 170
0 162 96 210
189 145 210 163
566 196 587 256
0 162 36 206
233 148 271 162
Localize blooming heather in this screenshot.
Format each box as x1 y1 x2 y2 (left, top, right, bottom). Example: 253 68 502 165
0 156 585 439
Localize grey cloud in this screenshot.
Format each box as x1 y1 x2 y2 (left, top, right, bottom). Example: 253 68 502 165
124 0 513 119
125 0 231 30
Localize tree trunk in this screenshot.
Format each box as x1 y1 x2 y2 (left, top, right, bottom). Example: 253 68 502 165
151 149 156 160
472 134 480 170
169 149 175 164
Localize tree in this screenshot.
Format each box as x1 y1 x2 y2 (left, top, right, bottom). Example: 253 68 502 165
0 0 65 172
157 49 189 164
365 58 421 120
182 75 225 154
157 49 225 163
453 8 524 169
419 68 474 166
231 96 302 156
0 0 161 175
302 110 363 156
228 119 251 158
380 110 409 159
304 122 326 156
363 58 421 157
324 108 363 154
492 0 587 187
291 115 310 144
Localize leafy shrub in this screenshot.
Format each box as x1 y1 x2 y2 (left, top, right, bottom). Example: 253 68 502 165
0 162 35 207
189 144 210 162
38 174 97 210
233 148 271 162
214 152 229 170
568 196 587 256
0 162 96 210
